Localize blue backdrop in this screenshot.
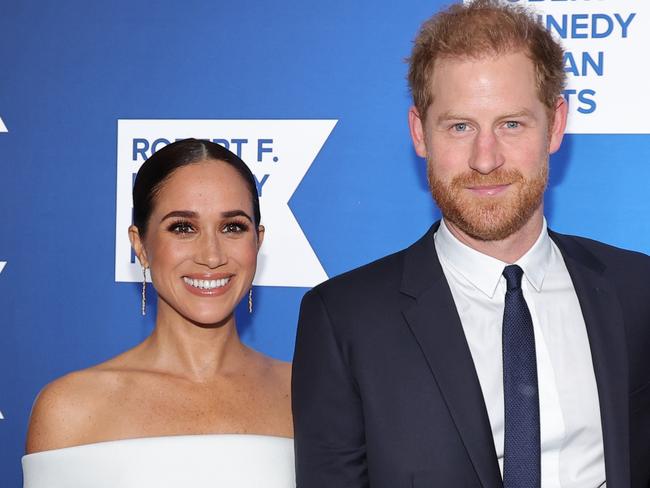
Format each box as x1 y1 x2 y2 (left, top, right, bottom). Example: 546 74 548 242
1 1 649 486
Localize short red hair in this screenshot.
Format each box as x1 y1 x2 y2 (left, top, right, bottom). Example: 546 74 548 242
408 0 566 118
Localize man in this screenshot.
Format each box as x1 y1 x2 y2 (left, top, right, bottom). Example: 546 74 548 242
292 1 650 487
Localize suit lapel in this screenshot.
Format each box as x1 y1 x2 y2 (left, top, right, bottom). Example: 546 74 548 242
401 224 503 488
550 232 630 488
399 226 630 486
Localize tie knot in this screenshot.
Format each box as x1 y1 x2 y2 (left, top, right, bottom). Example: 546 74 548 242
503 264 524 291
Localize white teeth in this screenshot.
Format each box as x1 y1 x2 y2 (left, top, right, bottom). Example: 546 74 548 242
183 277 230 290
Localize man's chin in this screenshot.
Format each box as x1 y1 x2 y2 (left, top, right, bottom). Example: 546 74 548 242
443 204 532 242
455 221 523 242
435 183 544 242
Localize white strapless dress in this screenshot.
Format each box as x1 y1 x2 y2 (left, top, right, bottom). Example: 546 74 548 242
22 434 295 488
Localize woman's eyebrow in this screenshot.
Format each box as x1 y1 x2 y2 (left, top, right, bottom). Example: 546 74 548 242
160 210 198 222
221 210 253 222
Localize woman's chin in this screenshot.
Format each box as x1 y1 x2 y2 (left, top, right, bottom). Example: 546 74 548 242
185 309 235 329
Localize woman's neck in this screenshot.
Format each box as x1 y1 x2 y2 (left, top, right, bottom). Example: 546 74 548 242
137 300 250 382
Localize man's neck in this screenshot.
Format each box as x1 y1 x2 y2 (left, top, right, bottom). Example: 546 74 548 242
443 210 544 264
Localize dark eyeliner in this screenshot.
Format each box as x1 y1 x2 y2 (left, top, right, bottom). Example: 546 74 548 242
167 219 195 233
223 220 250 233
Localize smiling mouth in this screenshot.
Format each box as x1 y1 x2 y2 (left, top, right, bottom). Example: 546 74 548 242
467 184 510 196
183 277 231 290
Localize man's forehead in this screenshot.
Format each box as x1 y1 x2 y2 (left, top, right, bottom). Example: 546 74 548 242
423 52 547 123
431 48 532 71
428 51 537 96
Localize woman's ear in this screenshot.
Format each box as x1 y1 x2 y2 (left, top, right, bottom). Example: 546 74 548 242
256 224 265 250
128 225 149 268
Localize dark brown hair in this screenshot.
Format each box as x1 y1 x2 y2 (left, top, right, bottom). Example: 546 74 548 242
132 138 261 237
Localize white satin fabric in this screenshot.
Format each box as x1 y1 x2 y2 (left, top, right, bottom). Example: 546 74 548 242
22 434 295 488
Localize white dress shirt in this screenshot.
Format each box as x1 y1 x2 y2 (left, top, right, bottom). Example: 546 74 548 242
434 219 606 488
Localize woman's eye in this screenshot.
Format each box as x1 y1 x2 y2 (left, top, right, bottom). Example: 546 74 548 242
169 221 195 234
223 222 249 234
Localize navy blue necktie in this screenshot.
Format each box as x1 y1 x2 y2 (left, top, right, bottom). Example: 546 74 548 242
502 265 541 488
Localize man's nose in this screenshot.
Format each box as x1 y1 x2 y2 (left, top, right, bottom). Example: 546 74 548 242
468 129 505 174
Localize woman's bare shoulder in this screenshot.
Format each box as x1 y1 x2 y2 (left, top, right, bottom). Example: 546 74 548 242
255 354 292 408
246 348 291 384
25 361 132 454
268 357 292 385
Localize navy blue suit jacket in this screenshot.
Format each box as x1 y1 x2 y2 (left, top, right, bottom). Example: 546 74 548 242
292 223 650 487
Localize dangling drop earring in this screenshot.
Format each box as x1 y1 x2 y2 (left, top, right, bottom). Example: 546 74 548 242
141 267 147 316
248 288 253 314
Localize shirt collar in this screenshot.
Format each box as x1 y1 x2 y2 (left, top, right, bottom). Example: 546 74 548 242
434 218 552 298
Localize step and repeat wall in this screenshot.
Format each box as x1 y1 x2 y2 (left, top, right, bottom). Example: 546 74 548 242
1 0 649 485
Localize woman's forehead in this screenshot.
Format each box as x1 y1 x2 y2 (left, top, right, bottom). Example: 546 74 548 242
153 161 254 215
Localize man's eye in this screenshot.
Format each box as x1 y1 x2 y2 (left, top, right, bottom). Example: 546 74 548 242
452 123 468 132
505 121 520 129
169 221 195 234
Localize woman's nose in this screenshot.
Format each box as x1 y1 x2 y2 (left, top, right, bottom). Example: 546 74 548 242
196 233 227 268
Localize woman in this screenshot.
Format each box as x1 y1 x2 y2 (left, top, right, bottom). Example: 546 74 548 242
22 139 294 487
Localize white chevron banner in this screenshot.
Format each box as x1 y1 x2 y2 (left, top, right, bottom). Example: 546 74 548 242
115 119 337 288
463 0 650 134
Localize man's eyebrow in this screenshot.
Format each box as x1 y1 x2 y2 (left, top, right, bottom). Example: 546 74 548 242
500 109 535 119
160 210 198 222
435 109 536 124
436 112 471 124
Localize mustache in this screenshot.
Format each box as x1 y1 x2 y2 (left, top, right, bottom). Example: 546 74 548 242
450 168 525 188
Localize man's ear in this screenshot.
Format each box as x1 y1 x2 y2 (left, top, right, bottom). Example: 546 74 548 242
548 96 568 155
128 225 149 268
408 106 428 159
